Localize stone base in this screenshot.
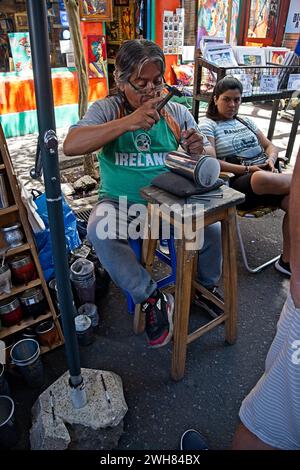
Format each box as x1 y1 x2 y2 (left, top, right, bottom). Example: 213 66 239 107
30 368 128 450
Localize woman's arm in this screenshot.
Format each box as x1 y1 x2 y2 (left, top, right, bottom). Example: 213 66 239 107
256 130 279 172
206 136 260 175
63 97 162 156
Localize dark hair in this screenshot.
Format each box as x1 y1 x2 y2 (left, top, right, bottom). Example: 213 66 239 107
206 76 243 121
114 39 165 88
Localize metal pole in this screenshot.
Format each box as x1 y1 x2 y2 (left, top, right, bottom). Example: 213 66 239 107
26 0 86 408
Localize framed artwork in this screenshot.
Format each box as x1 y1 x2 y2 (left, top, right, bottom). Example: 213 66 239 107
14 12 28 31
114 0 129 5
237 47 266 66
87 35 107 78
8 32 32 73
79 0 113 22
205 45 238 67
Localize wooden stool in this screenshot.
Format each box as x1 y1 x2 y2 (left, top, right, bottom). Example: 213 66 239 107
136 185 245 381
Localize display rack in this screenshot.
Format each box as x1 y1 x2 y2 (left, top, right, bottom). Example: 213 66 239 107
192 52 300 163
0 124 64 353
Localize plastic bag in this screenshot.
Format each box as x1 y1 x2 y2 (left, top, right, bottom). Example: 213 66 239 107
33 191 81 281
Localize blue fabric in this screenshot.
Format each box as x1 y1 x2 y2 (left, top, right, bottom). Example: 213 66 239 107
34 193 81 281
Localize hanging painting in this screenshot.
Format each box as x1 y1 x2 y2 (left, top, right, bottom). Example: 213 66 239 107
87 35 108 78
197 0 239 47
8 32 32 73
79 0 113 22
106 6 122 43
119 4 135 40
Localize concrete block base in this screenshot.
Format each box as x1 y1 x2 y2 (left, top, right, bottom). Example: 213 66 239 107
30 368 128 450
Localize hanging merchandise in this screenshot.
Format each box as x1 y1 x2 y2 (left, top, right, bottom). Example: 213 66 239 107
59 0 69 27
162 9 184 55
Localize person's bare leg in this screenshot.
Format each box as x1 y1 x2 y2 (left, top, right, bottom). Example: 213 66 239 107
231 422 276 450
251 172 291 196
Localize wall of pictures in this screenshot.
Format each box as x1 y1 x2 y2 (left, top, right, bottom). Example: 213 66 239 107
162 9 184 55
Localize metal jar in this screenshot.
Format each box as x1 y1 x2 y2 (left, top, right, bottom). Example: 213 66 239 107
0 297 23 327
35 320 59 348
9 254 36 284
0 264 12 295
19 287 47 319
1 223 24 249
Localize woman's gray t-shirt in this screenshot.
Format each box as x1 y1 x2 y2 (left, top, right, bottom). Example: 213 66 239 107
198 117 262 161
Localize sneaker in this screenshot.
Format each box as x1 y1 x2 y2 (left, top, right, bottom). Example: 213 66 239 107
275 255 291 277
158 239 170 255
180 429 209 451
141 290 174 348
194 287 223 319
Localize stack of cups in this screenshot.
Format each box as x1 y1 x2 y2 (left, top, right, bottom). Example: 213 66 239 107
70 259 96 305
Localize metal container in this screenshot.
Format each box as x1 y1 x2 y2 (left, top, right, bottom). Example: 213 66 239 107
0 395 19 448
75 314 93 346
165 151 220 188
19 287 47 319
35 320 59 348
0 297 23 326
9 254 36 284
1 223 24 249
0 173 9 209
0 264 12 295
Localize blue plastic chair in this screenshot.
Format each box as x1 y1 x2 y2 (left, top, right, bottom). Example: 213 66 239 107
126 237 177 314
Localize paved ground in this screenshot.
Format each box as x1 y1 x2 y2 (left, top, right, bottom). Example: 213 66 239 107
3 102 299 450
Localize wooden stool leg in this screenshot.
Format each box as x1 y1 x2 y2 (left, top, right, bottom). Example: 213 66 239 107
171 239 196 381
133 304 145 335
190 253 198 304
222 207 238 344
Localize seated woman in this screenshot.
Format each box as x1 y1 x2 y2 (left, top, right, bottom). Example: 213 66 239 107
199 76 292 276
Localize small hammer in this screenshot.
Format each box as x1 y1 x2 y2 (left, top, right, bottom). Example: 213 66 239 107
156 84 184 112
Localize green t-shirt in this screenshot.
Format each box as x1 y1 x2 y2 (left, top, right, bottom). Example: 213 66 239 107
99 116 178 204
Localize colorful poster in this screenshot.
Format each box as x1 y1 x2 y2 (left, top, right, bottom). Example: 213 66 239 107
197 0 239 47
8 32 32 73
87 35 107 78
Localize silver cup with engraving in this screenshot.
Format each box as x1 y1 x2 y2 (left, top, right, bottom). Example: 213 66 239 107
165 151 220 188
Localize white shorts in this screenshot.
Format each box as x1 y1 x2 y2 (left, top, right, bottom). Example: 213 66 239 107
239 290 300 449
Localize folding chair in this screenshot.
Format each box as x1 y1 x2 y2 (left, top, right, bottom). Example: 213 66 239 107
221 156 286 274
